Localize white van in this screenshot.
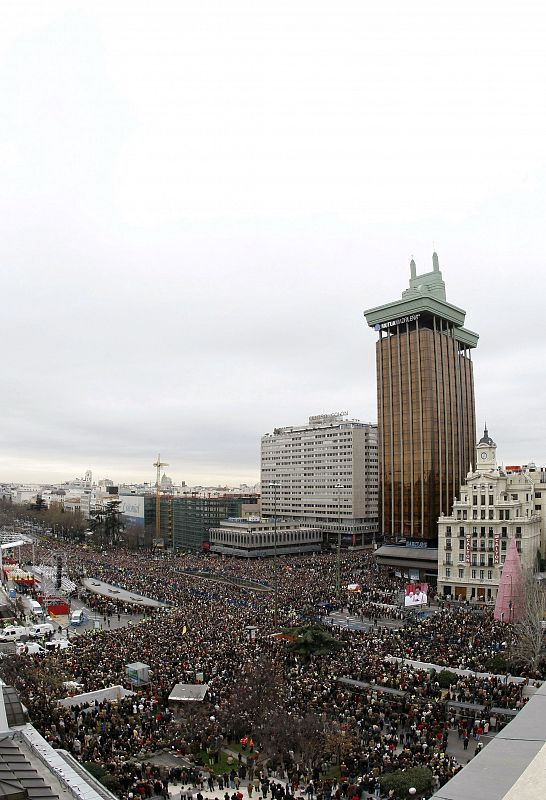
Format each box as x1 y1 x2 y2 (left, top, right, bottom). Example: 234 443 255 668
28 623 55 639
0 626 29 642
70 609 86 626
28 600 45 620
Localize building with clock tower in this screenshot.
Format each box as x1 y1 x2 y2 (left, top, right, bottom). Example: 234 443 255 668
476 426 497 472
437 427 543 603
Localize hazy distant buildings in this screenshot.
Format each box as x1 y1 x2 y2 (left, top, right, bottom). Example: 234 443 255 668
261 413 379 545
364 253 478 541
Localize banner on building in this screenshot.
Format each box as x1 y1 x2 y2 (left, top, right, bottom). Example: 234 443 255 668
494 534 500 564
404 582 428 607
465 533 472 564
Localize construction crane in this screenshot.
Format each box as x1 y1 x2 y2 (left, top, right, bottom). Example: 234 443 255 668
153 454 169 543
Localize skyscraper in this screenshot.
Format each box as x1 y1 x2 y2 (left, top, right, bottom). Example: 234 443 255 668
364 253 478 540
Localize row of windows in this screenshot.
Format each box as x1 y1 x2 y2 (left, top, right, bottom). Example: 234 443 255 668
446 526 522 536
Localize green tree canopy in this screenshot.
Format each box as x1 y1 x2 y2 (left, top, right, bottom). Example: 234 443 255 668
283 624 344 660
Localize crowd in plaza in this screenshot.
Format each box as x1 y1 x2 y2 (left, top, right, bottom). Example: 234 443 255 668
2 541 542 800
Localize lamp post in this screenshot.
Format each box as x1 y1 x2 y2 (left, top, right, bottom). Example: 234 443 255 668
335 486 345 601
269 482 280 628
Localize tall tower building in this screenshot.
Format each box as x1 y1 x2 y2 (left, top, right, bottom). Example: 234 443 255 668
364 253 478 541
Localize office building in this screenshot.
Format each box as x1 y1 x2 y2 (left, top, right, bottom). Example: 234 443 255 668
364 252 478 541
261 413 378 545
118 492 260 550
209 517 322 558
437 428 542 602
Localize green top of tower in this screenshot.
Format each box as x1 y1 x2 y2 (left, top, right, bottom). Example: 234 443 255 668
364 252 479 349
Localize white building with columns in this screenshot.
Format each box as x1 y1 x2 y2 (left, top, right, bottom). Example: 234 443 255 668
437 428 542 603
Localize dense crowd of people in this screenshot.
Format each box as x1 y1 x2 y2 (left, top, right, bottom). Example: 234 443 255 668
2 540 542 800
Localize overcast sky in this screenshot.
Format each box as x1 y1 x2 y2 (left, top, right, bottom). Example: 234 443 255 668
1 1 545 486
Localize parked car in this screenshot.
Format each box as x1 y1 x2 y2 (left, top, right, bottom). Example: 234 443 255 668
70 609 86 626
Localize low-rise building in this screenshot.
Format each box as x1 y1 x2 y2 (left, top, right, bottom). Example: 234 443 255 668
437 428 542 603
209 517 322 558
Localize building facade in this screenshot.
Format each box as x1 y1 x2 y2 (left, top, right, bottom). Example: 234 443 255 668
119 492 260 550
261 413 379 545
437 429 542 602
209 517 322 558
364 252 478 541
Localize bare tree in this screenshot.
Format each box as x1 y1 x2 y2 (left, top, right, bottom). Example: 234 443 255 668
511 570 545 673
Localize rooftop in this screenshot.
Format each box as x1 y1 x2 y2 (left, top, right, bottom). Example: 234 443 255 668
430 680 546 800
364 252 478 349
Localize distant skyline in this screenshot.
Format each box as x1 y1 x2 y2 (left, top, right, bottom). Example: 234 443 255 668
1 2 545 485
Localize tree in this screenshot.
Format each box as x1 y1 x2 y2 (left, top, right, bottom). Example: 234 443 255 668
380 767 433 799
283 624 344 661
510 570 545 674
89 501 125 548
33 495 47 512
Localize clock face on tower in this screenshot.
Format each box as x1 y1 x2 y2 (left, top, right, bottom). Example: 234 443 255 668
480 451 488 460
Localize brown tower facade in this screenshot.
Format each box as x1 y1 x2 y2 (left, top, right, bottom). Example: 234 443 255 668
364 253 478 541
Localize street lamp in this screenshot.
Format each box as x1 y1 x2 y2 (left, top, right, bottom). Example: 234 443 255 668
269 482 281 627
334 486 345 601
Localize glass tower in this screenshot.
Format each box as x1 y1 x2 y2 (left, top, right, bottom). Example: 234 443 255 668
364 253 478 541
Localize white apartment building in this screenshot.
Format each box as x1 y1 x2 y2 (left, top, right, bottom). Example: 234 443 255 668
437 428 543 603
261 412 379 545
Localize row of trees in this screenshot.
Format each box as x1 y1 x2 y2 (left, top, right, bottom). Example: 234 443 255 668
1 497 158 552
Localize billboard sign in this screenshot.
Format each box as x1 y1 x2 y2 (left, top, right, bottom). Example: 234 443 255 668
404 582 428 607
119 496 145 526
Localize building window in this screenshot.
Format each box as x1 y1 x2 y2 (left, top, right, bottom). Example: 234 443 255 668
501 527 508 537
489 510 494 520
473 495 477 505
459 539 464 549
459 553 465 562
536 491 542 498
536 505 542 511
458 568 464 578
463 510 468 520
480 570 485 580
445 568 451 578
471 569 477 579
516 526 521 534
489 495 494 505
473 511 478 519
459 526 465 535
487 570 493 580
516 541 522 553
446 526 452 534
